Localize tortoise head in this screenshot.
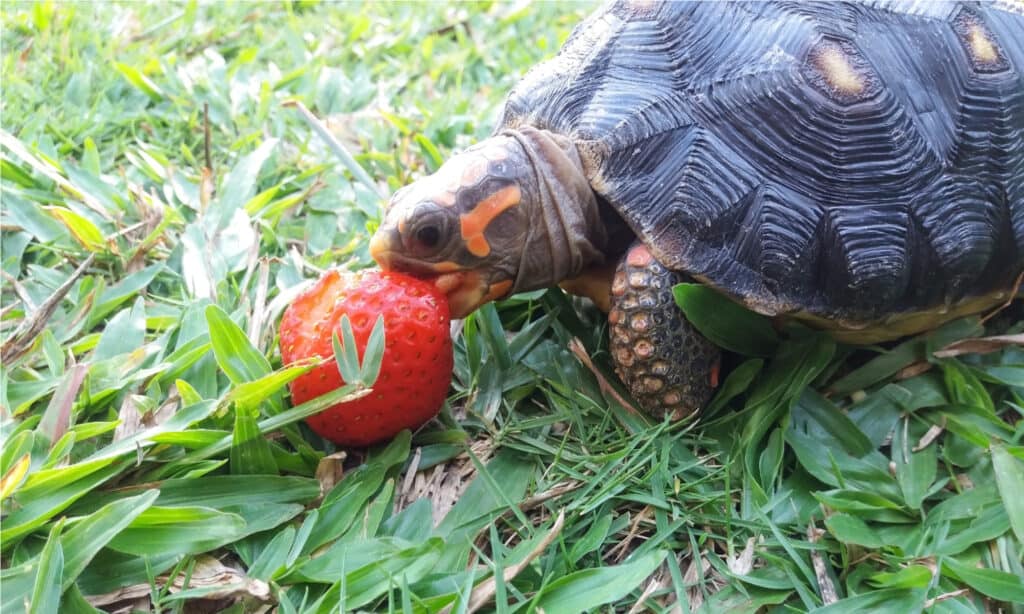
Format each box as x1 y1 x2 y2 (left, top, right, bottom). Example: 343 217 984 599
371 127 607 319
370 135 530 318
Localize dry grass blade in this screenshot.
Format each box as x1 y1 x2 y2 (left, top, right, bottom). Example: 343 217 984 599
0 130 113 220
114 388 180 442
1 254 95 364
85 555 271 608
922 588 970 608
396 437 494 524
568 337 641 416
456 509 566 614
913 418 945 452
726 536 757 575
980 273 1022 324
933 332 1024 358
808 523 838 605
284 99 386 200
314 451 347 502
607 506 653 563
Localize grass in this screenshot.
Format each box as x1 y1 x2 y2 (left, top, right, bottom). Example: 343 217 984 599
2 1 1023 612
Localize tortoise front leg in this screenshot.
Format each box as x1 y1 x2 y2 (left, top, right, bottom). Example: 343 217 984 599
608 243 721 419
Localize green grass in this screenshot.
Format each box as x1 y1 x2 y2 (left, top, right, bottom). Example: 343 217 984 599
2 2 1024 612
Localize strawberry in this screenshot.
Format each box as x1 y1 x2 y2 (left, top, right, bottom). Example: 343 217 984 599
279 269 453 447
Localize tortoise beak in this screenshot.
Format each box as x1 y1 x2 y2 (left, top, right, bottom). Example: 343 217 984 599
370 228 498 318
369 230 394 269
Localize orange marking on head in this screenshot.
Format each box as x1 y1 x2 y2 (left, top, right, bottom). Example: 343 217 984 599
626 244 653 267
460 185 521 258
432 261 463 273
483 279 513 303
710 358 721 389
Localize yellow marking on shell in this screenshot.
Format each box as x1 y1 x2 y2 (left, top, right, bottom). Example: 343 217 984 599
459 185 521 258
818 46 864 95
968 25 998 63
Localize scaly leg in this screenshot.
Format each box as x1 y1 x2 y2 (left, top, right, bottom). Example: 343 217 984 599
608 243 721 419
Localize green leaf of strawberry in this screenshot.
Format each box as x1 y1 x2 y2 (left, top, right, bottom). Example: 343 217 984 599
280 269 454 447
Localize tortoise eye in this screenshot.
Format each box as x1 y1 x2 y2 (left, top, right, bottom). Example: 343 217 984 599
414 225 442 250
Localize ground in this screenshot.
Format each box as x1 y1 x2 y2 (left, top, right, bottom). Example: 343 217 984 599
1 2 1023 613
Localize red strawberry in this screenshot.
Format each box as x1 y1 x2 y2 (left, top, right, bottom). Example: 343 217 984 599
279 269 453 447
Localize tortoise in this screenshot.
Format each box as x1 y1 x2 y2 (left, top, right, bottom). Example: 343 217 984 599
370 0 1024 418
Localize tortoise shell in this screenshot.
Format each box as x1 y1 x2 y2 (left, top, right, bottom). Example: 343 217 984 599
499 1 1024 326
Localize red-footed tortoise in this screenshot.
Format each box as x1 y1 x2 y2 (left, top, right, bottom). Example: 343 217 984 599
370 1 1024 417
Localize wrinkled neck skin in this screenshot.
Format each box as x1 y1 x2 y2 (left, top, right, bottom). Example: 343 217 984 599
504 127 607 294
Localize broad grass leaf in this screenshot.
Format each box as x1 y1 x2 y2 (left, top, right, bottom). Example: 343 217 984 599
1 453 31 502
305 460 393 553
942 557 1024 603
787 421 898 498
33 362 84 448
59 490 159 590
149 429 228 448
106 505 248 557
814 490 911 523
992 443 1024 542
30 520 65 614
531 549 667 614
216 139 278 223
74 549 181 597
930 505 1010 556
225 502 304 539
288 536 413 583
705 358 763 415
742 334 835 501
205 304 272 385
230 409 278 475
93 297 145 360
2 457 130 545
825 514 888 549
45 206 105 252
846 378 946 447
791 390 873 456
673 283 778 356
3 195 66 243
113 62 164 101
568 513 613 565
84 400 218 463
150 475 319 509
437 450 535 538
341 478 394 541
380 498 434 543
868 565 933 589
247 525 296 581
827 318 982 395
697 586 793 612
85 264 162 331
977 365 1024 387
160 383 367 473
812 588 926 614
55 584 104 614
892 420 937 511
304 538 444 612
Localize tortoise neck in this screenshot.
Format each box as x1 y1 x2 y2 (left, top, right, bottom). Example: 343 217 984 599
502 127 607 294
